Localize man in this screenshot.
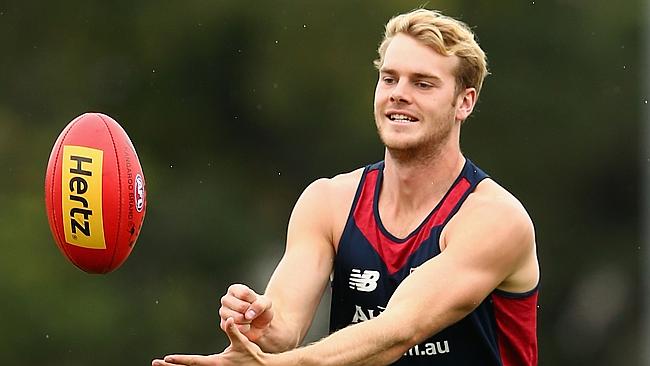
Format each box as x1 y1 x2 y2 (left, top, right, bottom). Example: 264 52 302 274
153 8 539 366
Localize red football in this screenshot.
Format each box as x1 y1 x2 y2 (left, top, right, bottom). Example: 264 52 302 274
44 113 147 273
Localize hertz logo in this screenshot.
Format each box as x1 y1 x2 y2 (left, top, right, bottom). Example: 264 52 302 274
61 146 106 249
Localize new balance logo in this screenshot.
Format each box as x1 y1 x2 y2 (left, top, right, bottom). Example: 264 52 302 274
349 269 380 292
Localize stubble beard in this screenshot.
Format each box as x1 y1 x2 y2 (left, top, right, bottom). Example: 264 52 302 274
376 109 456 166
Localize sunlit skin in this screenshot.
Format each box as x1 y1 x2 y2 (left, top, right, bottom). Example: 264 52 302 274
151 32 538 366
375 33 466 164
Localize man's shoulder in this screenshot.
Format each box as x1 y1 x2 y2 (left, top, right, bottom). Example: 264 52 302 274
293 167 366 247
330 167 366 189
467 178 532 224
443 178 534 250
304 166 365 199
293 167 366 223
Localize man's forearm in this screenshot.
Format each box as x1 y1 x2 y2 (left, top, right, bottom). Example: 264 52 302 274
269 311 413 366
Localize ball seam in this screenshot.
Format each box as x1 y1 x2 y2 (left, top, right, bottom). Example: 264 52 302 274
97 113 122 274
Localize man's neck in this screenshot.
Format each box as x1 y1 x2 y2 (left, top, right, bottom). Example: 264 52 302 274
381 146 465 216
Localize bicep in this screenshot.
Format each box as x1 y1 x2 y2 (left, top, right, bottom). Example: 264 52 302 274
383 203 535 341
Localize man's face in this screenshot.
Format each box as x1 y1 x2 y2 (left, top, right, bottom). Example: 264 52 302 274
374 33 464 157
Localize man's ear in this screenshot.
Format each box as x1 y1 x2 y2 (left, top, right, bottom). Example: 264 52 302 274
455 87 477 122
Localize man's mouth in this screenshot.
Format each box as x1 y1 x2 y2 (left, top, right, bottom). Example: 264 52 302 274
387 113 418 123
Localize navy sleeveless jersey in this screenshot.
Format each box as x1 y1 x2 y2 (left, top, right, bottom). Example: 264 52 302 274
329 159 538 365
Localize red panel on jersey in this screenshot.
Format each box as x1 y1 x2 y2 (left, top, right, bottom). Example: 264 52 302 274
353 169 471 275
492 290 539 366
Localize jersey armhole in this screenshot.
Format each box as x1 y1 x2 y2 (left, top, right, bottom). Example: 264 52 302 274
493 284 539 299
333 164 375 254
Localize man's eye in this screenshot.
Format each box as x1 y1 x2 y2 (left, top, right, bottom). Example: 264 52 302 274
415 82 432 89
383 77 396 84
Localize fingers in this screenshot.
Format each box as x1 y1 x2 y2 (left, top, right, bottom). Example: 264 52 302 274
219 287 254 333
220 285 254 316
219 299 248 324
151 357 185 366
227 284 258 303
151 354 205 366
219 284 273 328
164 355 199 365
220 318 251 334
247 295 273 322
249 297 273 328
220 285 256 322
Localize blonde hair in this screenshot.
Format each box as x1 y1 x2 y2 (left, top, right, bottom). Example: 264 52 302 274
374 9 489 98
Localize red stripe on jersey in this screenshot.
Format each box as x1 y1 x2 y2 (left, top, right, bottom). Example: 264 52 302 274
492 291 539 366
353 169 471 275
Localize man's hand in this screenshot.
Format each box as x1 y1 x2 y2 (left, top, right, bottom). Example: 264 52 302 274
219 284 274 342
151 318 272 366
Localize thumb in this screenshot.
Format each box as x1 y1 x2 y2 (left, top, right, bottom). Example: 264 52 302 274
246 296 273 324
224 317 251 350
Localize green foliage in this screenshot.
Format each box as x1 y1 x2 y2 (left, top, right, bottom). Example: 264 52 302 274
0 0 644 365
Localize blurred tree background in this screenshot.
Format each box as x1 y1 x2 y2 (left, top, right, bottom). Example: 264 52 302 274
0 0 645 365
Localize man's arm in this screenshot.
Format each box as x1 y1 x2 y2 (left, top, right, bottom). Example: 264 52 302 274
274 195 537 365
155 193 538 366
219 178 340 352
257 177 338 351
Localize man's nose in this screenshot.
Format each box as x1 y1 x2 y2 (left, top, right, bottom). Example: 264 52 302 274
389 80 411 104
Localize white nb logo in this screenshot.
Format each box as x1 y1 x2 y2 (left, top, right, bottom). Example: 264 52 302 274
349 269 380 292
